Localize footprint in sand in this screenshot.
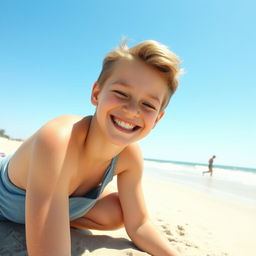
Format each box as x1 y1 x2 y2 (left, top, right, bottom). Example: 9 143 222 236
176 225 186 236
167 236 179 243
161 224 174 235
159 223 178 243
183 240 198 248
157 219 201 251
160 222 201 250
207 253 229 256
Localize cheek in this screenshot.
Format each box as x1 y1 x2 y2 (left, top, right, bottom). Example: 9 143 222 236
97 94 120 112
144 112 159 126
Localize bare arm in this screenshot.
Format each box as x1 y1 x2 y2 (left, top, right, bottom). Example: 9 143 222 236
25 127 72 256
117 145 181 256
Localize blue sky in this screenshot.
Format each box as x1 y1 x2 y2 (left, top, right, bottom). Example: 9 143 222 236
0 0 255 168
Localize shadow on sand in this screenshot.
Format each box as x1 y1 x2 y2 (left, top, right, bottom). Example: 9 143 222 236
0 221 138 256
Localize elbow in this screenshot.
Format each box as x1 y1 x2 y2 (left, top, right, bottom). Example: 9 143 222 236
124 218 150 241
125 226 136 241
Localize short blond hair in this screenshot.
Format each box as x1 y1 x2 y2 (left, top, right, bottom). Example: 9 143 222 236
97 40 182 109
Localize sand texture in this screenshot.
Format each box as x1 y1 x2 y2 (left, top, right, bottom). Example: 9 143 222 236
1 137 256 256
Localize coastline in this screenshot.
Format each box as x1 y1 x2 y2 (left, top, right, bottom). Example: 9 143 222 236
1 137 256 255
144 159 256 207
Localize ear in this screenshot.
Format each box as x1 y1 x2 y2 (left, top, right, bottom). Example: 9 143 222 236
153 111 165 128
91 82 101 106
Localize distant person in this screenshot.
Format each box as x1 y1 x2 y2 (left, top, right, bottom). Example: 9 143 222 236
0 150 6 158
0 40 182 256
202 155 216 176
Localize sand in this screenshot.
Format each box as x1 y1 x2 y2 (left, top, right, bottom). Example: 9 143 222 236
1 137 256 256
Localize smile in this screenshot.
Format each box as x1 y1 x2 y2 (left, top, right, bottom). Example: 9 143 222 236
110 115 141 132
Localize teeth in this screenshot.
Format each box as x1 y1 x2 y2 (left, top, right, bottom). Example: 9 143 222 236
114 118 135 130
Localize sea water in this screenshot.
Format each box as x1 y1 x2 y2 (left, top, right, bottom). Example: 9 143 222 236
144 158 256 206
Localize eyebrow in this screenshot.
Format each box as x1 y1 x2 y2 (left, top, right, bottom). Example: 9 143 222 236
113 79 161 104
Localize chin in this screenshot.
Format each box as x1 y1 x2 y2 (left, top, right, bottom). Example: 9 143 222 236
107 133 138 147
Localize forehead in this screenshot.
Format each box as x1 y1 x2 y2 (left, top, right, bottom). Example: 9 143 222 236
106 59 169 97
111 58 164 83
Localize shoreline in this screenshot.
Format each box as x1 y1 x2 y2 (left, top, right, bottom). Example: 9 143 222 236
144 159 256 208
145 170 256 208
144 157 256 173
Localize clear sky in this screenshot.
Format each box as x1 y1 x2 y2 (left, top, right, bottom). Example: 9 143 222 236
0 0 255 168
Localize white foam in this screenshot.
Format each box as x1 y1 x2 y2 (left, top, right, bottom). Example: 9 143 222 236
144 160 256 186
144 160 256 206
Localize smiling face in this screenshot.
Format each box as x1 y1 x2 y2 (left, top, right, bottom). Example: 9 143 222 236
91 58 169 146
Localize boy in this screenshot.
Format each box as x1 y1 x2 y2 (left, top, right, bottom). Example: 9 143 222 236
0 40 182 256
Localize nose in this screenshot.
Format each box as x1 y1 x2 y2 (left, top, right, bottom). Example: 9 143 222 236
123 99 140 117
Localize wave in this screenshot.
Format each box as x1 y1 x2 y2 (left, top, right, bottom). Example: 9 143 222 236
144 159 256 187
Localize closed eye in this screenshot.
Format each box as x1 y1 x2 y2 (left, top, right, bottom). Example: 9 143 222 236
143 102 156 110
113 90 128 97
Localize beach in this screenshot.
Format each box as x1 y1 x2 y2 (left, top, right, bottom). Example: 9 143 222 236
1 137 256 256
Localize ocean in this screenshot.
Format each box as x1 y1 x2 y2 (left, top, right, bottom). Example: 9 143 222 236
144 158 256 206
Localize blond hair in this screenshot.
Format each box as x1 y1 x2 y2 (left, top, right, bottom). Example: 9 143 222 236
97 40 182 109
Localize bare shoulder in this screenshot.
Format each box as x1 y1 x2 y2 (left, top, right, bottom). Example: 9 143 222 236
37 115 89 138
33 115 91 150
7 115 92 193
27 115 92 175
116 143 144 175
